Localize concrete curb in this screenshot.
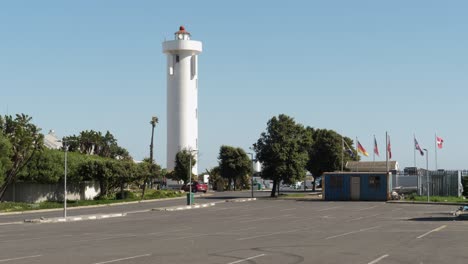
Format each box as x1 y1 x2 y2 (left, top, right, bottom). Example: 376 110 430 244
0 194 215 216
225 198 257 203
152 203 216 212
24 213 127 224
387 201 467 206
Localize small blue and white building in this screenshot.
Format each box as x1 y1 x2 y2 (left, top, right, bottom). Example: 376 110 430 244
323 172 392 201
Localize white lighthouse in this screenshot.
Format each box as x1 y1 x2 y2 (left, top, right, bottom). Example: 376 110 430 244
163 26 202 174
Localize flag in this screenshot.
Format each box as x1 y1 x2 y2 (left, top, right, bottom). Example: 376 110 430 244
357 141 369 157
414 138 424 156
436 136 444 149
343 140 355 158
387 135 392 159
373 136 379 157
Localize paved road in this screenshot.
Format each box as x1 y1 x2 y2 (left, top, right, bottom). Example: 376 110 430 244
1 195 467 263
0 191 274 224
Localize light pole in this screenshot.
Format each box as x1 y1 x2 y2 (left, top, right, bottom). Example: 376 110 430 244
188 149 198 205
247 152 254 198
423 148 429 202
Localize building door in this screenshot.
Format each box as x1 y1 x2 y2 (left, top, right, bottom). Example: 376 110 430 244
350 176 360 201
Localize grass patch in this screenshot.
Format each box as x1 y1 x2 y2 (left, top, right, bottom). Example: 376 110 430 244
0 190 185 213
405 195 467 203
278 193 310 198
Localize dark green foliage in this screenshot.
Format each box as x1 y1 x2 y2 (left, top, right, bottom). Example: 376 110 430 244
306 128 358 177
63 130 131 160
254 114 312 197
169 149 196 184
462 177 468 197
0 114 44 200
218 146 252 190
0 133 12 186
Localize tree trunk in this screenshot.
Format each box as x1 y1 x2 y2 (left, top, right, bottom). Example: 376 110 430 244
270 180 277 197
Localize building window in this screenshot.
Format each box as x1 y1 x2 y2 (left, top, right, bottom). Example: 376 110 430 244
195 108 198 119
330 175 343 189
175 55 180 63
369 176 380 189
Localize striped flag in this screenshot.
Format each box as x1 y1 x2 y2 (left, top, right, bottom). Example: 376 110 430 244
387 134 392 159
374 136 379 157
357 141 369 157
414 138 424 156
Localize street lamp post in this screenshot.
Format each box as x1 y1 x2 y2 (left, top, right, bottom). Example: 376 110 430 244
423 149 429 202
64 141 68 219
247 152 254 198
188 149 198 205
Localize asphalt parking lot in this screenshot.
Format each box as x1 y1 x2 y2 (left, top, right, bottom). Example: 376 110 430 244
0 197 467 263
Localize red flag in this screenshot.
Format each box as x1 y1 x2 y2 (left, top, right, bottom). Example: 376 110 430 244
436 136 444 149
387 135 392 159
374 136 379 157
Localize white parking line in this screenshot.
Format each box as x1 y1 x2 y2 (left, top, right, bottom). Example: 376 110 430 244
0 222 23 226
0 255 42 262
325 226 380 240
227 254 265 264
318 206 342 212
417 225 447 239
368 254 389 264
237 229 300 241
357 206 378 211
93 254 151 264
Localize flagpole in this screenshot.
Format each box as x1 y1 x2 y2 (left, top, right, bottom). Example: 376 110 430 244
435 132 438 170
356 137 359 172
372 135 375 172
385 132 388 173
341 136 344 172
413 133 416 168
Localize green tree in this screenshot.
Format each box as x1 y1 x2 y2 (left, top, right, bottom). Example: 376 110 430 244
64 130 131 160
206 166 222 190
218 146 252 190
253 114 312 197
306 128 358 177
0 114 44 200
169 149 196 185
0 133 12 186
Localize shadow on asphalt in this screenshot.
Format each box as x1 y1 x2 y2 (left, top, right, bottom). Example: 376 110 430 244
407 216 465 222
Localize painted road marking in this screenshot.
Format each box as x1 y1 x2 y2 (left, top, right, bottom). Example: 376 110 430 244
240 214 292 223
0 222 23 226
347 214 381 222
325 226 380 240
227 254 265 264
93 254 151 264
417 225 447 239
318 206 342 212
0 255 42 262
357 206 378 211
368 254 389 264
237 229 300 241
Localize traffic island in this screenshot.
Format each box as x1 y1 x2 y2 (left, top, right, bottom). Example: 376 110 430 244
24 213 127 224
152 202 216 212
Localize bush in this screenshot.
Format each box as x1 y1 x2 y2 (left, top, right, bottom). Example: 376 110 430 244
462 176 468 197
115 190 136 200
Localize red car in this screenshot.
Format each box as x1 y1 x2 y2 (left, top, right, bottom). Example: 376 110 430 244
182 181 208 193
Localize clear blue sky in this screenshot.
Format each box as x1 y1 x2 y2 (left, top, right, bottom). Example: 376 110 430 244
1 1 467 172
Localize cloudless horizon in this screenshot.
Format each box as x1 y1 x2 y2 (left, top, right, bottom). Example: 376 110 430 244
1 1 467 173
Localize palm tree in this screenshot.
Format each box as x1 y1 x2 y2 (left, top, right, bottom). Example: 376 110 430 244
142 116 158 199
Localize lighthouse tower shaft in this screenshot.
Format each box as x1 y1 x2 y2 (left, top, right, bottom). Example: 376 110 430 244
163 27 202 174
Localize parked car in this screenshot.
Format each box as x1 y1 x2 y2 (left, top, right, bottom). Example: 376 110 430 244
182 181 208 193
315 176 322 188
